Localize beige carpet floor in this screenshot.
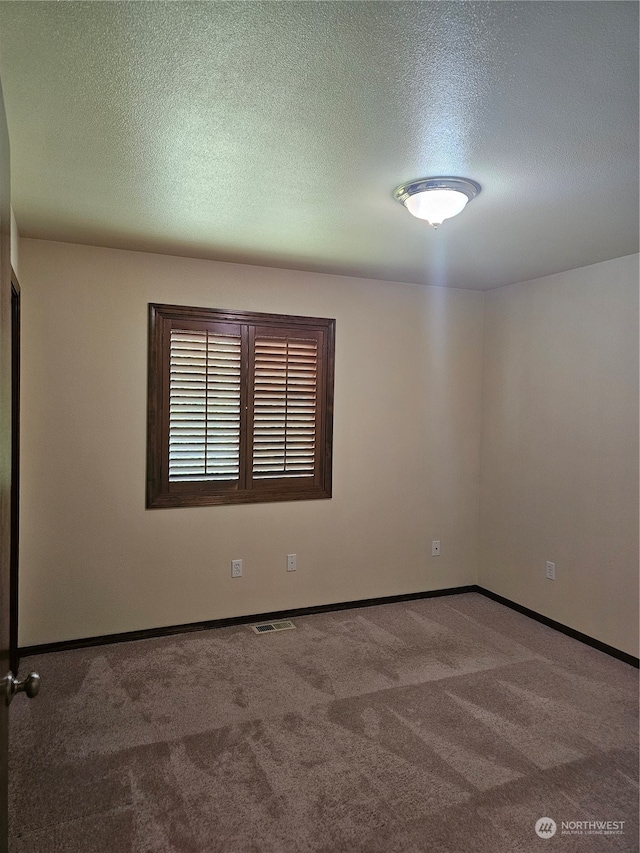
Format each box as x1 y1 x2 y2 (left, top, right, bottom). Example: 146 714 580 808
8 593 639 852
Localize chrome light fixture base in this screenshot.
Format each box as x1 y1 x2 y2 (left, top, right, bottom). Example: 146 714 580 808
393 176 481 228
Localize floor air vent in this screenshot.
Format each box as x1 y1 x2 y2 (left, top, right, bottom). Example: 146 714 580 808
251 620 296 635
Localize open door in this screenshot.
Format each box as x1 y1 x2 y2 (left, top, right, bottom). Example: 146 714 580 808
10 274 19 679
0 72 12 853
0 77 39 853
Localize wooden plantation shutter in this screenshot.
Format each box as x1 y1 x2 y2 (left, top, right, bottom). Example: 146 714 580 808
250 330 320 482
147 305 334 508
168 329 242 482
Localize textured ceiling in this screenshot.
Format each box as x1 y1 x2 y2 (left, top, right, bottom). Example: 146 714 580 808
0 1 638 290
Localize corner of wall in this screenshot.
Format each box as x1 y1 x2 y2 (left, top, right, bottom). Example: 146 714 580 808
10 206 19 279
476 289 486 587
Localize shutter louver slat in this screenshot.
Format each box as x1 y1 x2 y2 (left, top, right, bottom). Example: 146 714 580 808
252 336 318 479
169 329 241 482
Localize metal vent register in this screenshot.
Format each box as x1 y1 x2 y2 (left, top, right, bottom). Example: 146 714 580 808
251 621 296 635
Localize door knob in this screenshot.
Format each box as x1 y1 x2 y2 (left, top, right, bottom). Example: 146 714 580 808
1 671 41 706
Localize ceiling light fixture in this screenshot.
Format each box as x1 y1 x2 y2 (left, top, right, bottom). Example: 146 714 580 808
393 176 481 229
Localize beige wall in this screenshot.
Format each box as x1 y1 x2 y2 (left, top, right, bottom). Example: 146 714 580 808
479 254 639 656
18 239 639 654
19 239 484 645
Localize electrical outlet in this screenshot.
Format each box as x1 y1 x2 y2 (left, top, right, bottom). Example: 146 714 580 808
231 559 243 578
431 540 441 556
287 554 297 572
546 561 555 580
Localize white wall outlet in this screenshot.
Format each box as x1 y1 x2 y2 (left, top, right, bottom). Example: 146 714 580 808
431 540 441 556
231 559 243 578
546 561 556 580
287 554 297 572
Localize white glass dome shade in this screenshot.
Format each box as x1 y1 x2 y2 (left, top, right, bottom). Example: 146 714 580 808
394 177 480 229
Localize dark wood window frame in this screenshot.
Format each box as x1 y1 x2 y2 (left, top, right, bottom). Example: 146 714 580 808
147 303 335 508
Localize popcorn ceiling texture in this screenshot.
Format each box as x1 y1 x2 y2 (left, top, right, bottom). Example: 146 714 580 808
8 594 638 851
0 1 637 289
